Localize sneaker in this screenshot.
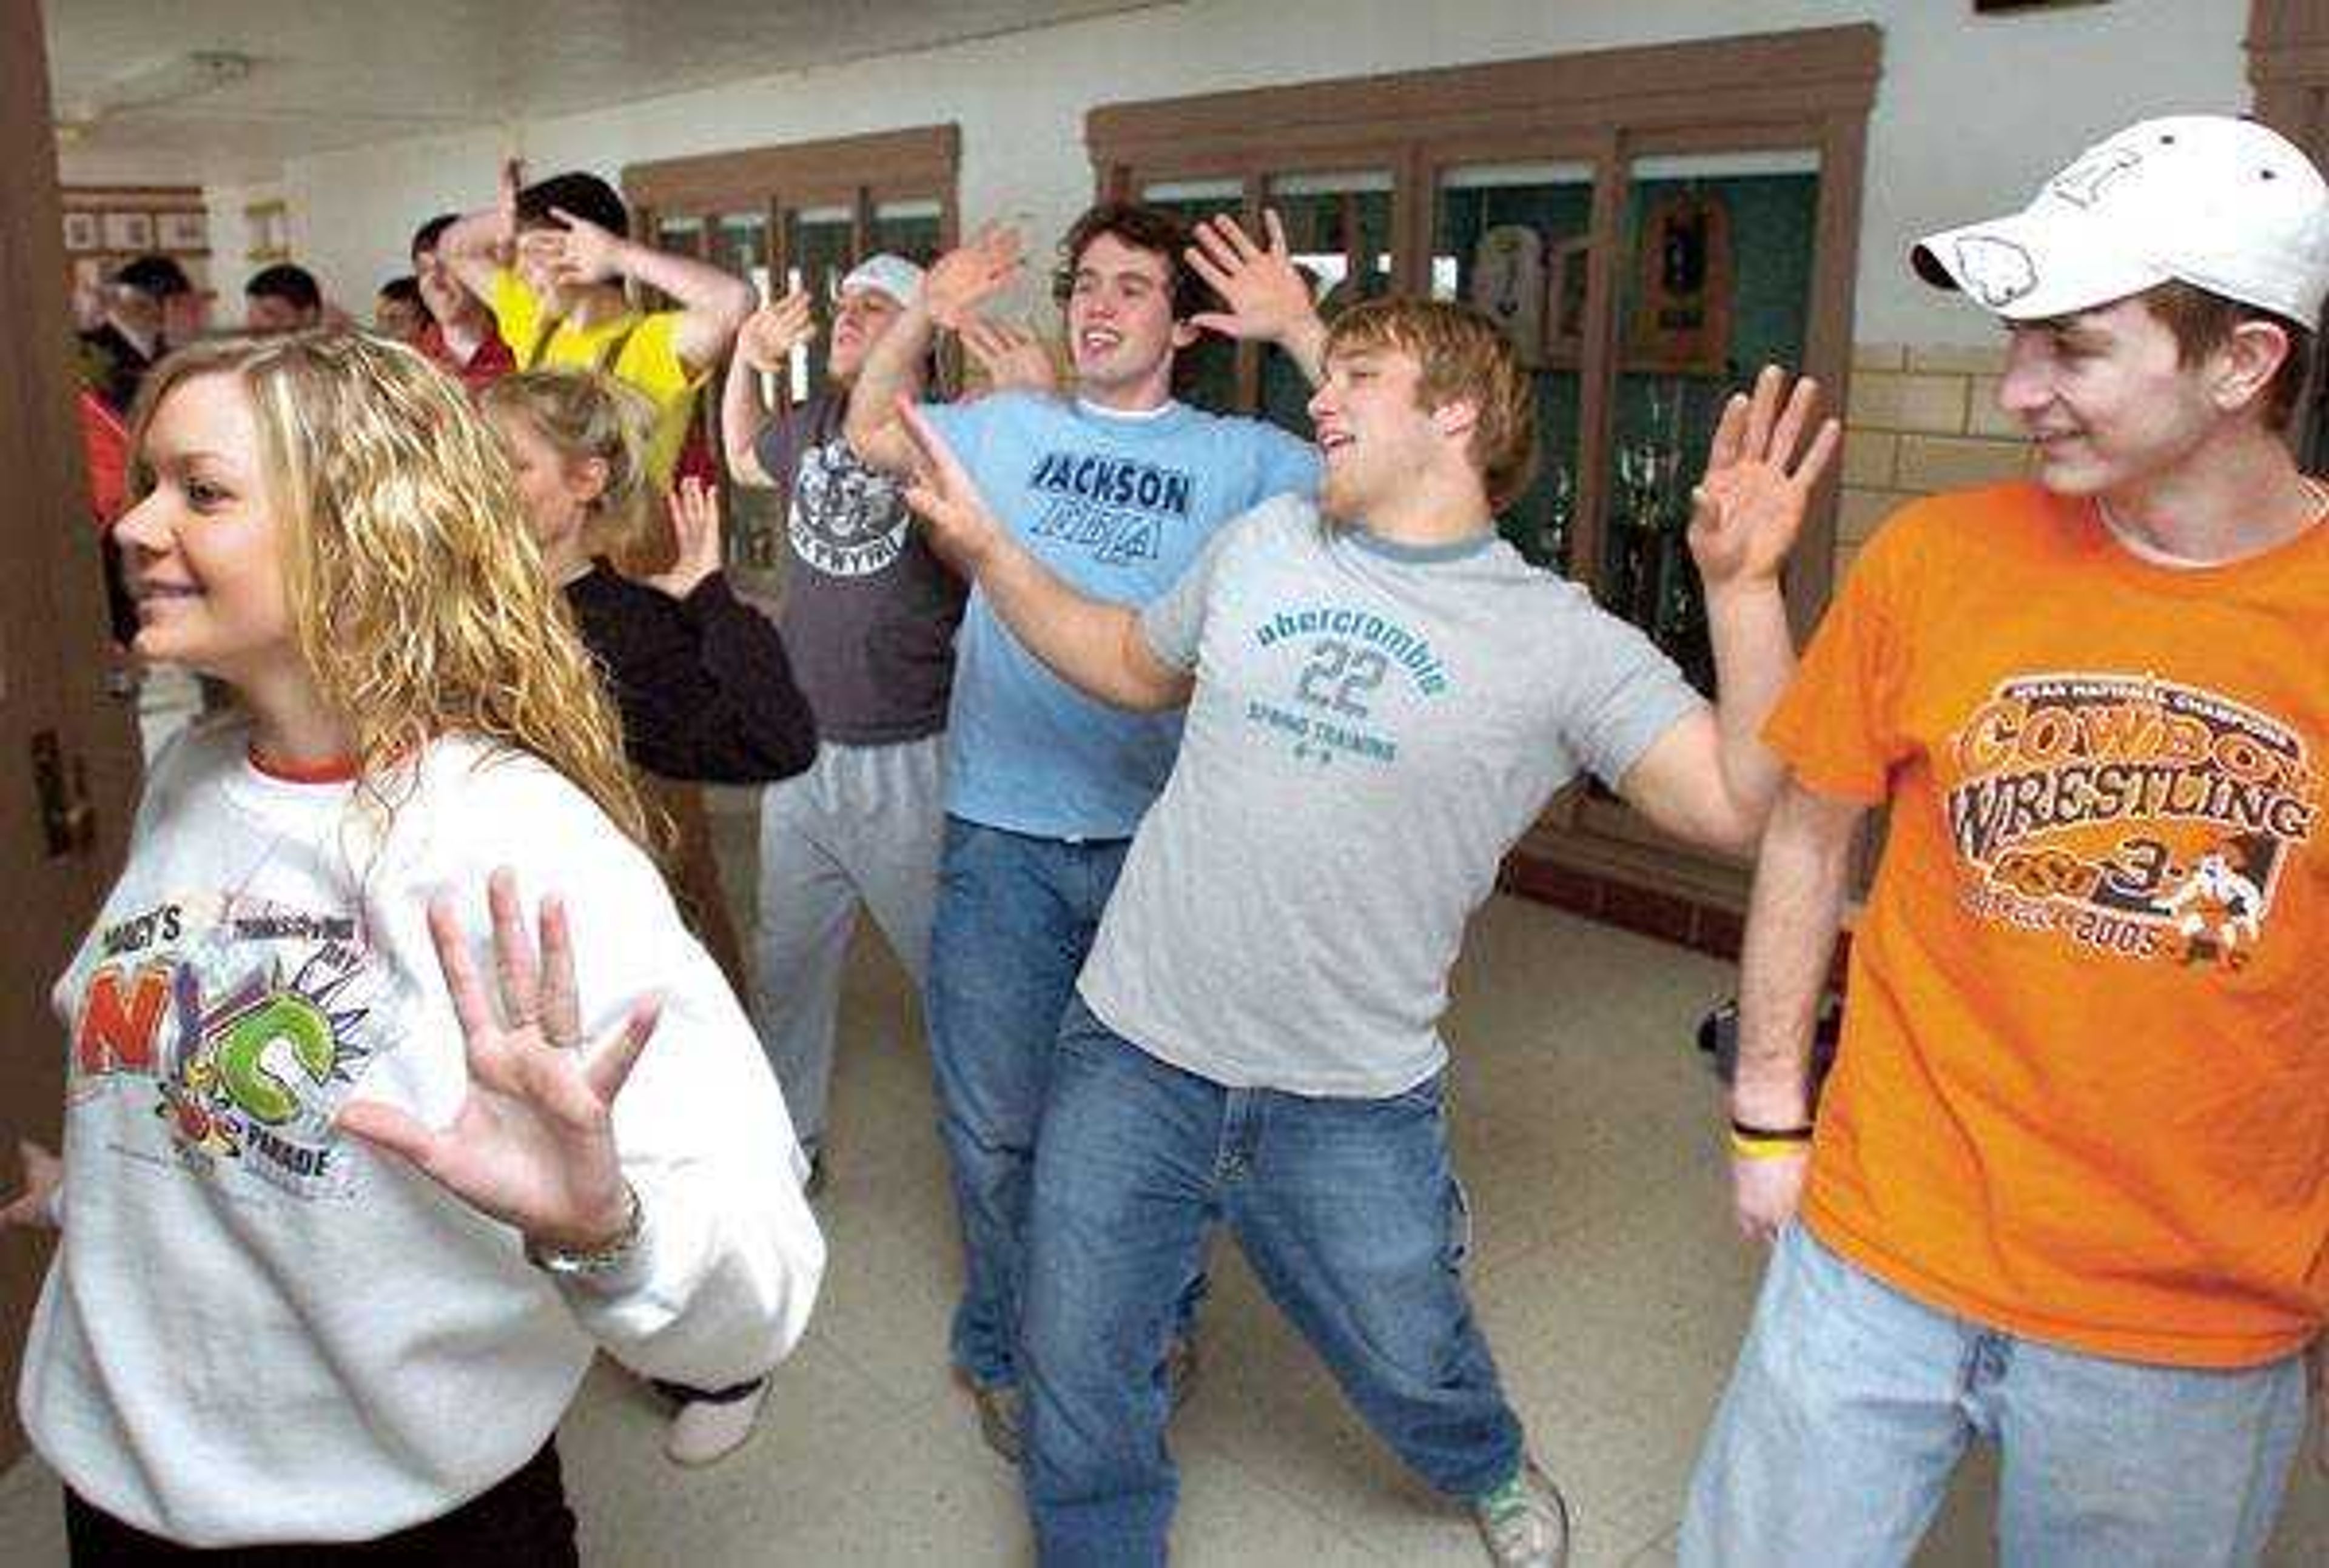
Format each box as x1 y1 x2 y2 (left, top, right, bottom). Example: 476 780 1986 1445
1470 1458 1570 1568
970 1379 1023 1464
1165 1333 1200 1411
663 1381 768 1467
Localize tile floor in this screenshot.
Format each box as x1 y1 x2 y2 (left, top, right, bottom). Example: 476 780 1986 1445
0 783 2320 1566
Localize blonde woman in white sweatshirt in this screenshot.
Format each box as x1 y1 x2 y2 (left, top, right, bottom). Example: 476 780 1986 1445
1 331 824 1562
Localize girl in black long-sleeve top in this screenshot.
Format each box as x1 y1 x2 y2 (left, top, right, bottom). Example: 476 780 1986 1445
484 369 816 784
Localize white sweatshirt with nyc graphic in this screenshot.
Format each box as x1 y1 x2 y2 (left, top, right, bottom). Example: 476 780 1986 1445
22 715 824 1546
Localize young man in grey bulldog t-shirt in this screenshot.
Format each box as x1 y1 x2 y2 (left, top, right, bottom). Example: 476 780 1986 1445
720 254 963 1218
895 298 1838 1568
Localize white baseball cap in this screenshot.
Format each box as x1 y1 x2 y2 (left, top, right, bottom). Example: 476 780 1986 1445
837 253 924 307
1912 115 2329 324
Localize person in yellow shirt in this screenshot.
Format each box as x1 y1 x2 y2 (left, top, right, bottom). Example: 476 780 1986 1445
440 164 753 487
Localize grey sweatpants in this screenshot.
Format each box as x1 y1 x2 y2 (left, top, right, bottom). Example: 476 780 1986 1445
751 734 946 1150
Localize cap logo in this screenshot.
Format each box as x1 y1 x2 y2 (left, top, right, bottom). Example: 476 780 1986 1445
2049 146 2141 210
1952 236 2038 308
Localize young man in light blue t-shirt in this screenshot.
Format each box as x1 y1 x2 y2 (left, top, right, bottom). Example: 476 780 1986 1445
893 300 1838 1567
845 203 1326 1457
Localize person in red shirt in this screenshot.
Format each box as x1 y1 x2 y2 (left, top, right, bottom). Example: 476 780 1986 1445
410 212 515 394
78 388 137 648
1684 115 2329 1566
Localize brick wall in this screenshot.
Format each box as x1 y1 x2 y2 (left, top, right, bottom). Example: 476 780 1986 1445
1837 341 2033 579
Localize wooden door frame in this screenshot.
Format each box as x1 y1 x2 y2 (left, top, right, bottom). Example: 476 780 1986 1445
0 0 147 1469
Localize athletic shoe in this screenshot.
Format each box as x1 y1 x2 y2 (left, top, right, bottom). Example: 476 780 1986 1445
972 1338 1194 1469
1470 1457 1570 1567
971 1380 1023 1464
664 1381 768 1467
1166 1333 1199 1410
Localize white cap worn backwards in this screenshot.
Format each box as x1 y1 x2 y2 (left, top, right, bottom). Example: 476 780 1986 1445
837 253 925 307
1912 115 2329 324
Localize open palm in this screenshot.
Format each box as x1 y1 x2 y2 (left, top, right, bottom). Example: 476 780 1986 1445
338 868 657 1251
1688 366 1841 589
926 226 1023 331
894 395 1005 573
738 292 817 373
1185 210 1312 343
640 478 724 600
961 317 1058 397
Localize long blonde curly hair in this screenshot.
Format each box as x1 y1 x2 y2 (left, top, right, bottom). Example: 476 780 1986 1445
127 332 659 857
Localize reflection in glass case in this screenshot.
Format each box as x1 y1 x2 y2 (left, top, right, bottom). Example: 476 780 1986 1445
1432 162 1595 573
783 206 855 399
711 213 779 571
1141 180 1245 417
1263 172 1394 436
1604 155 1820 695
870 199 943 267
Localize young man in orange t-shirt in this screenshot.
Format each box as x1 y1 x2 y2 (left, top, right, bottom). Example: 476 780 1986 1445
1684 116 2329 1564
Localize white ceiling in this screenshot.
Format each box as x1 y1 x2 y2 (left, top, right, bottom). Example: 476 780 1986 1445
46 0 1169 181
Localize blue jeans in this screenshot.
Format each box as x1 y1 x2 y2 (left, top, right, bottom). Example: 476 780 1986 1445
925 818 1132 1390
1023 1002 1524 1567
1682 1225 2308 1567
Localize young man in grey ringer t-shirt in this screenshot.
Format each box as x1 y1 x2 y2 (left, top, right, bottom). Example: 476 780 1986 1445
896 299 1838 1568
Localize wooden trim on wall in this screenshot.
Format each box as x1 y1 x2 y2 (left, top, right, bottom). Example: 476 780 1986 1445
1 0 148 1467
1088 25 1879 166
2249 0 2329 153
623 124 959 214
59 184 206 209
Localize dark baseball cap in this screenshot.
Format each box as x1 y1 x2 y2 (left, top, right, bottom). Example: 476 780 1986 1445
112 255 193 299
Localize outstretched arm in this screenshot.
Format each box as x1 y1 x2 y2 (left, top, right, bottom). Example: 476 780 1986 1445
895 398 1190 712
546 207 755 375
1617 367 1841 854
439 158 523 304
1724 779 1863 1241
847 226 1022 474
721 291 817 487
341 865 823 1387
1185 210 1330 387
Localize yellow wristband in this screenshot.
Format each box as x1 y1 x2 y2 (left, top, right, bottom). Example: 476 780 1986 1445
1729 1131 1812 1161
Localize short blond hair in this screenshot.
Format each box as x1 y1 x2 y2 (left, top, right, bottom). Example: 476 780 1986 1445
479 369 660 555
1324 299 1538 512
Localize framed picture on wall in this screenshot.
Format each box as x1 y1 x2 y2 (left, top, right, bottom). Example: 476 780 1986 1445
1468 225 1547 367
62 211 99 252
101 212 154 250
1542 235 1591 367
156 210 207 250
1624 190 1735 375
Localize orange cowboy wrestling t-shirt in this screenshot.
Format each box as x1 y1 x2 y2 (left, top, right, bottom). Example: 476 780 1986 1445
1767 480 2327 1369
